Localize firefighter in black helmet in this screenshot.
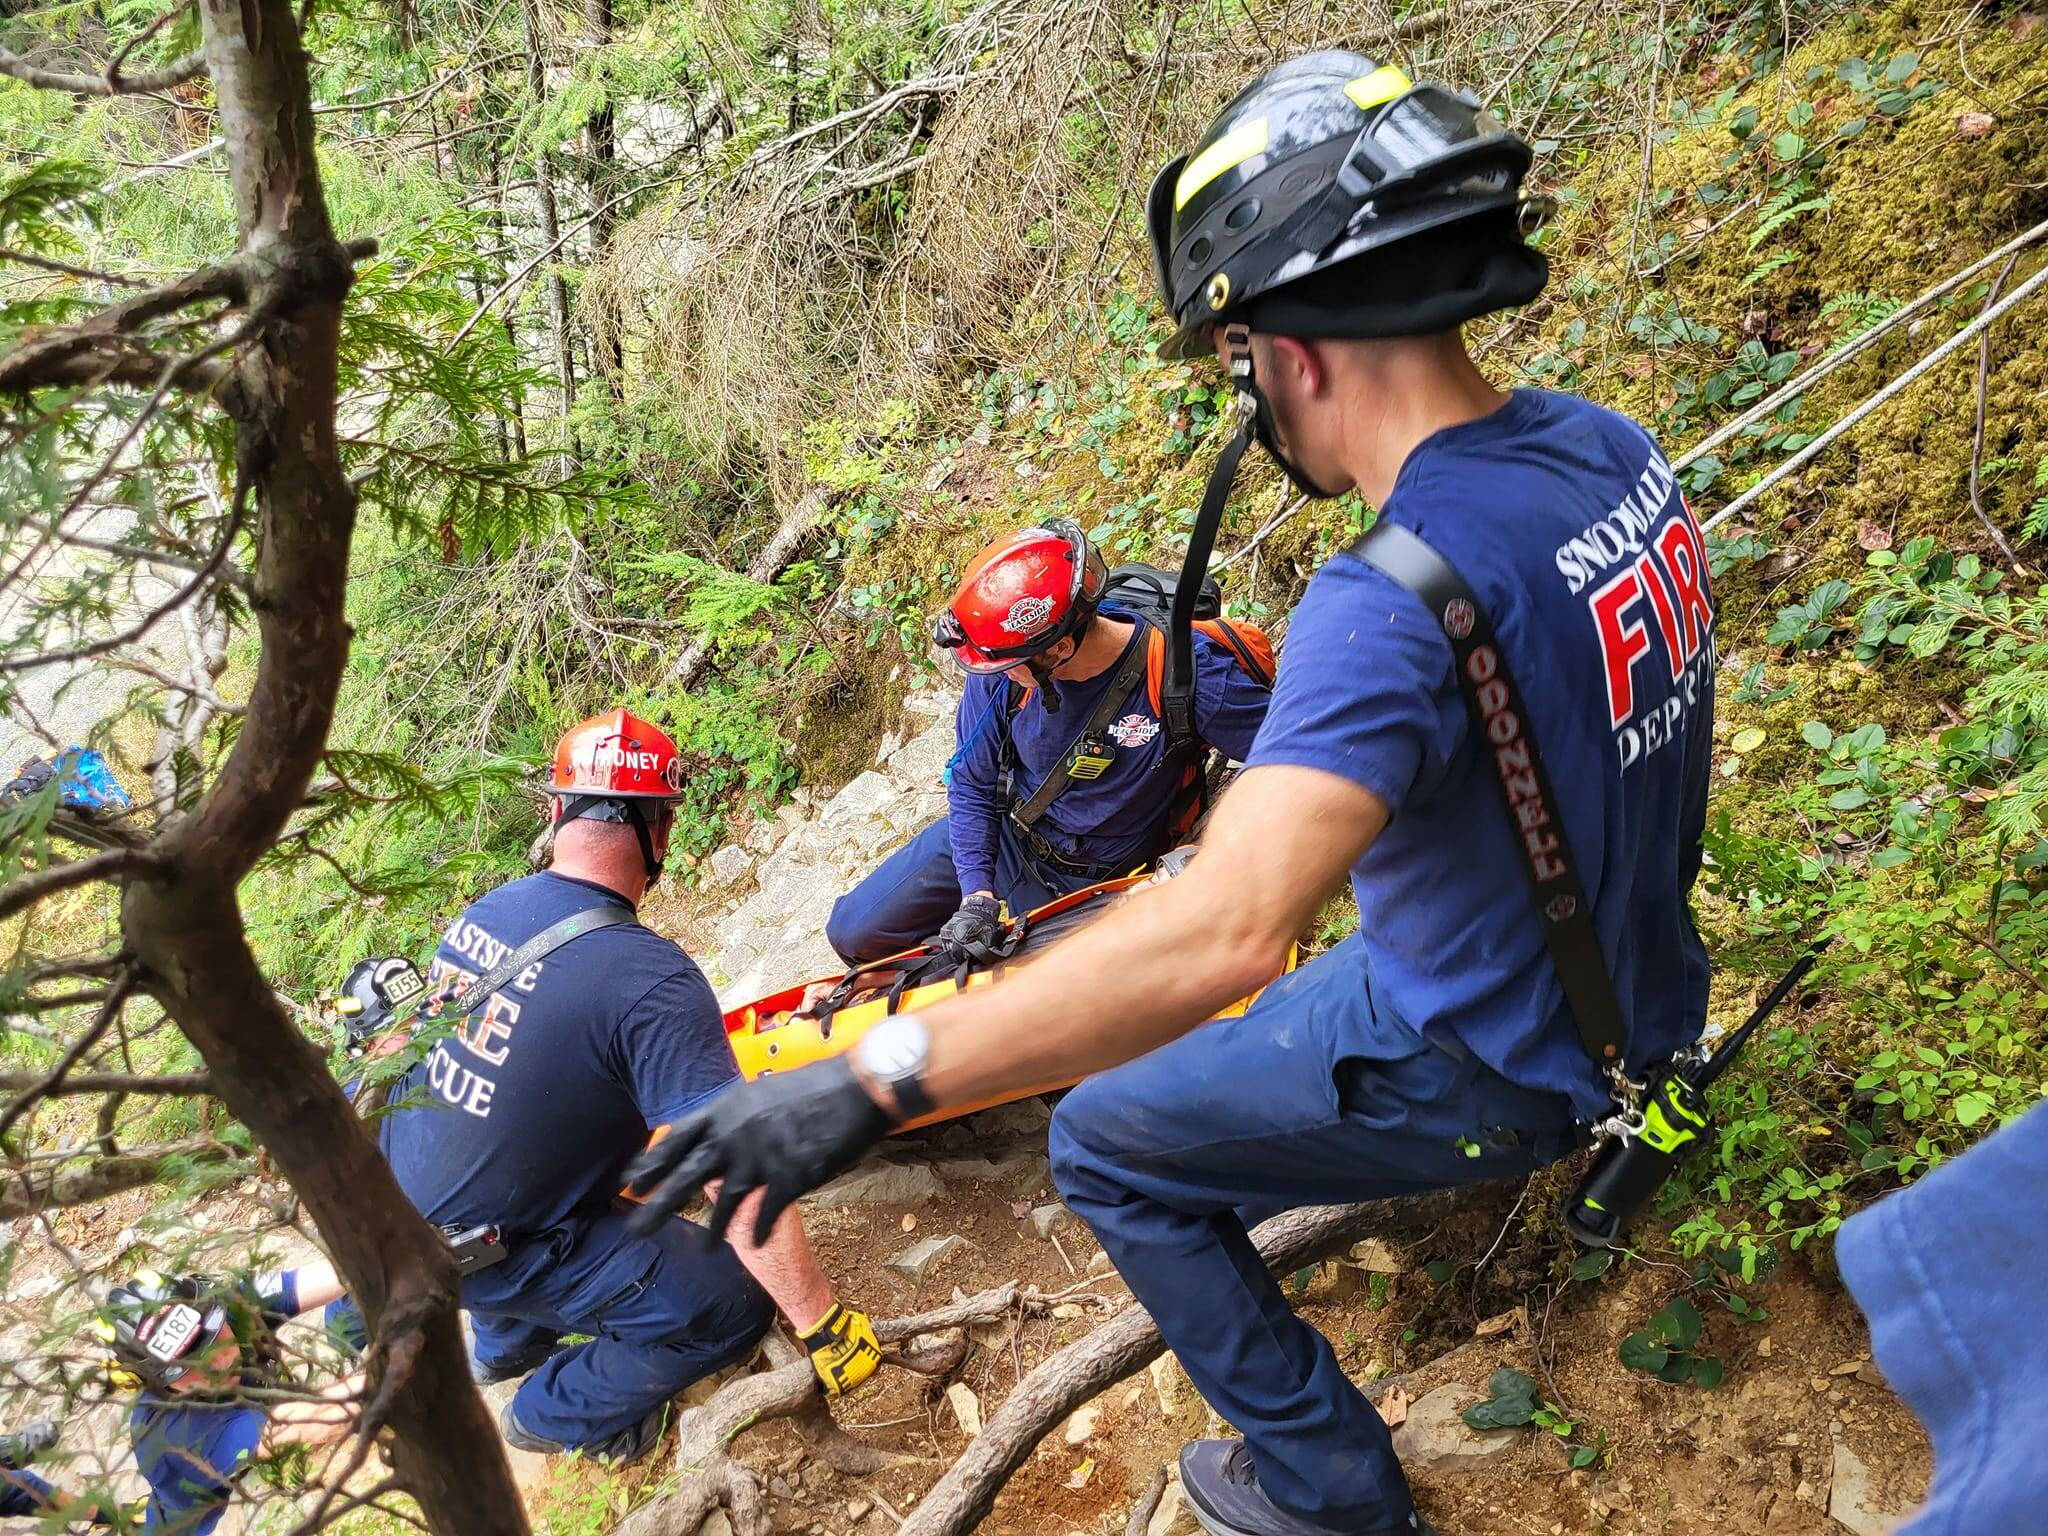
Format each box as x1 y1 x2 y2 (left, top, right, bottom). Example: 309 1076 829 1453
628 52 1717 1536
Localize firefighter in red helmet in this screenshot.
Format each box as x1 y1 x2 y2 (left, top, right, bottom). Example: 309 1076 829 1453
826 520 1274 967
377 708 880 1464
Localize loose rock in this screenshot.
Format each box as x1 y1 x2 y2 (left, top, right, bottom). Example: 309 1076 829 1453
1146 1475 1200 1536
884 1234 966 1287
1830 1438 1908 1536
1062 1404 1100 1446
1349 1239 1405 1274
1032 1203 1077 1240
808 1162 945 1209
1390 1386 1520 1468
947 1382 984 1438
1086 1249 1117 1279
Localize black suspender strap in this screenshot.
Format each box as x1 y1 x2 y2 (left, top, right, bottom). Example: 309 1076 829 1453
1162 422 1252 753
353 900 633 1121
1344 521 1630 1075
1008 627 1156 831
443 901 635 1021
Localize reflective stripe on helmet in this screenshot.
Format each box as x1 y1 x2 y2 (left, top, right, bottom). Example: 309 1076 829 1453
1175 116 1269 211
1342 64 1411 111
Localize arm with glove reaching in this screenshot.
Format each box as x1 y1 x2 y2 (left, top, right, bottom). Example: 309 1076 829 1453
944 684 1008 912
715 1182 880 1396
625 765 1384 1245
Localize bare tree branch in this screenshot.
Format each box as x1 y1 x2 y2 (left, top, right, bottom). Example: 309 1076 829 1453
0 474 247 675
0 246 151 287
0 973 134 1142
0 850 161 925
0 1070 212 1095
106 0 196 90
0 39 205 96
0 1139 237 1220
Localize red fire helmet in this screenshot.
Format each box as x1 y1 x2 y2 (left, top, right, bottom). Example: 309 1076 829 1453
547 708 686 808
932 520 1107 674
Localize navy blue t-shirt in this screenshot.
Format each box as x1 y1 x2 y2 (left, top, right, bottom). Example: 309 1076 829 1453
130 1397 262 1536
380 871 735 1231
1245 388 1714 1119
948 612 1270 888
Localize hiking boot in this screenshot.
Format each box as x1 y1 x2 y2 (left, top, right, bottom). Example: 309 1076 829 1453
499 1400 668 1466
470 1341 560 1387
1179 1441 1437 1536
0 1419 57 1471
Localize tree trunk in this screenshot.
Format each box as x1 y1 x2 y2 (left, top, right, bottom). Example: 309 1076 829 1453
581 0 623 395
115 0 532 1530
521 0 578 444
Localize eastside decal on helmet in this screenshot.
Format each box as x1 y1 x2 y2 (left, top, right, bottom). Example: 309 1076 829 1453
1001 595 1056 635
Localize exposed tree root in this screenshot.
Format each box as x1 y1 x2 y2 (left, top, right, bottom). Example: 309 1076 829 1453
621 1200 1506 1536
618 1282 1032 1536
896 1203 1392 1536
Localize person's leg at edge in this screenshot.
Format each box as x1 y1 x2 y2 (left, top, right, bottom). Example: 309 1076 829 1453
508 1204 775 1448
826 819 969 965
467 1309 561 1379
1049 935 1572 1532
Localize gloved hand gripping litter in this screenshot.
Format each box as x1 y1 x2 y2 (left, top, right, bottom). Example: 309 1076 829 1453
935 892 1004 962
799 1303 882 1396
625 1056 895 1244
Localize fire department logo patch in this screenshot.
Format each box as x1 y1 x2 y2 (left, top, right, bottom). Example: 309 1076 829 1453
1442 599 1475 640
1001 595 1055 635
1107 714 1160 749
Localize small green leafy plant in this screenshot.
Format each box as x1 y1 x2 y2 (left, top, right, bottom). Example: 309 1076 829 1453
1619 1297 1724 1388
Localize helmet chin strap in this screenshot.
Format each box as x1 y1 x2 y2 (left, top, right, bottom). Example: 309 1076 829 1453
557 794 664 886
1224 327 1349 502
1025 642 1073 713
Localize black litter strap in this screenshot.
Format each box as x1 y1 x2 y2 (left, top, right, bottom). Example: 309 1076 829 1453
1344 521 1629 1071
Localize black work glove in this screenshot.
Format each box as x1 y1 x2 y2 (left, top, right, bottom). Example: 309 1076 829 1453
935 892 1004 960
624 1056 894 1245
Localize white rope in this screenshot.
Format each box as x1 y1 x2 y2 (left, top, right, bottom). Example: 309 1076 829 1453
1676 215 2048 472
1699 256 2048 534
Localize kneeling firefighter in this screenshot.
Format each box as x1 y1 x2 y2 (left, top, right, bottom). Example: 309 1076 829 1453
626 51 1728 1536
378 709 880 1464
825 521 1275 967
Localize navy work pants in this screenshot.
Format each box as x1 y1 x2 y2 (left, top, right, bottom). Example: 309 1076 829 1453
826 815 1091 966
464 1200 773 1447
1049 934 1578 1530
1838 1097 2048 1536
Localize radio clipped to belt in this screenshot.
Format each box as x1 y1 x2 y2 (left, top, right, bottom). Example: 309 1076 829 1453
441 1222 510 1275
1347 522 1825 1249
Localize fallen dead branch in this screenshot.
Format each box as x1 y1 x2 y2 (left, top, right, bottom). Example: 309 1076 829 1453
896 1202 1387 1536
618 1282 1030 1536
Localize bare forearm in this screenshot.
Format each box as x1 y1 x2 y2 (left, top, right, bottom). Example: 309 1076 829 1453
914 766 1387 1108
288 1260 346 1313
920 865 1279 1107
723 1187 835 1332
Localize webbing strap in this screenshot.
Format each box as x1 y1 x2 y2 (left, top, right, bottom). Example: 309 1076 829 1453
444 902 634 1022
354 900 632 1122
1343 521 1629 1072
1009 625 1155 831
1163 422 1252 753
